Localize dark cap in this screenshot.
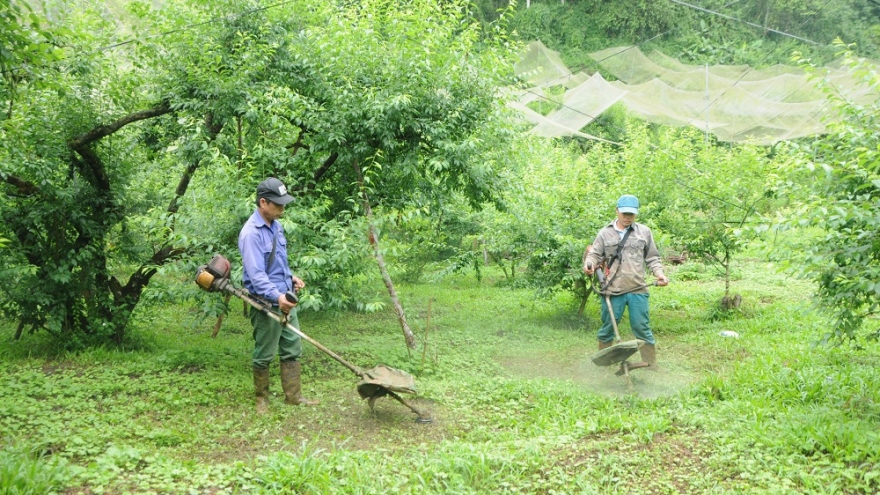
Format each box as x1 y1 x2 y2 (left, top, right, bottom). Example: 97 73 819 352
256 177 294 206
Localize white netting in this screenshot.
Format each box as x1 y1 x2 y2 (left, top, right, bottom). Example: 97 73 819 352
513 39 577 88
511 40 877 145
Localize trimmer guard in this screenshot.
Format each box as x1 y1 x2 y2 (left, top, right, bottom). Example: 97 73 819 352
591 339 645 367
357 365 417 399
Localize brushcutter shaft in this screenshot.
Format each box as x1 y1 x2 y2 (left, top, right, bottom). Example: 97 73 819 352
223 285 365 377
605 293 622 342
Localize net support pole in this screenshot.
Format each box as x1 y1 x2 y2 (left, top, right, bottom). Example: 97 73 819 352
705 63 709 143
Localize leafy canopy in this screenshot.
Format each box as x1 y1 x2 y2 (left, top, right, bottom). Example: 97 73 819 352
0 0 519 346
774 45 880 340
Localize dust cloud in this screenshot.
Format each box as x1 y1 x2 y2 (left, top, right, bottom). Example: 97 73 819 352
499 353 698 399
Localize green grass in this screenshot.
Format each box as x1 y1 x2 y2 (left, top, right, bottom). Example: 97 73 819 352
1 258 879 494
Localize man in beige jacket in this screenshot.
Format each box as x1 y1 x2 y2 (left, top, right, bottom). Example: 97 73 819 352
584 195 669 369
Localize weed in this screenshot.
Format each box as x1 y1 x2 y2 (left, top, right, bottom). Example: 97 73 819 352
0 441 71 495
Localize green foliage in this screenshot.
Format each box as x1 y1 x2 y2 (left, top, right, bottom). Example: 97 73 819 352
0 1 66 112
503 0 877 73
382 198 485 284
474 122 777 311
0 0 519 346
509 0 685 66
700 0 879 54
0 442 71 495
472 138 613 298
772 46 880 340
637 129 775 297
674 261 717 282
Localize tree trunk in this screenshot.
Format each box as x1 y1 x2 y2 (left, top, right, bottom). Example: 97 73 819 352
353 161 416 350
723 247 730 298
66 105 211 343
577 281 594 317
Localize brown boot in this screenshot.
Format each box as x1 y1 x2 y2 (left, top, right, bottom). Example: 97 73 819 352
280 361 319 406
640 343 660 371
598 340 613 351
253 367 270 415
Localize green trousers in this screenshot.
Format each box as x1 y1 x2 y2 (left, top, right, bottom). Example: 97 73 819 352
249 306 302 370
598 292 655 345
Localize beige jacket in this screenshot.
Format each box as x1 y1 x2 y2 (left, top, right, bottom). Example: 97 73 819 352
584 221 665 296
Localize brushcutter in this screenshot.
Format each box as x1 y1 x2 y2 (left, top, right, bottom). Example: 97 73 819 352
587 263 648 391
195 254 432 423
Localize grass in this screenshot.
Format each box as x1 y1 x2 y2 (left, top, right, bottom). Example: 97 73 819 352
1 258 879 494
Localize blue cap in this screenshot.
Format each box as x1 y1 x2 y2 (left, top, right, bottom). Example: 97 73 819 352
617 195 639 214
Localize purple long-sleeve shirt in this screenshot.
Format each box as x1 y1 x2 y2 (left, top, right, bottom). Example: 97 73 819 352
238 209 293 304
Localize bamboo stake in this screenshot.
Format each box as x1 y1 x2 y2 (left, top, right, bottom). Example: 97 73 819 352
211 293 232 338
353 160 416 350
421 298 433 369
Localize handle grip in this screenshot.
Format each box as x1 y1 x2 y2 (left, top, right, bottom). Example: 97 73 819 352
284 289 299 304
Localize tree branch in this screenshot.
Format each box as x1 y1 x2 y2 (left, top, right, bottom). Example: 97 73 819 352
311 152 338 185
67 102 174 193
68 102 172 149
1 173 37 196
286 131 305 155
277 117 338 192
167 114 225 214
69 147 111 192
107 110 217 340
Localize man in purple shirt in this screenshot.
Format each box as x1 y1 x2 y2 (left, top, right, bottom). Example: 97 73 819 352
239 177 318 414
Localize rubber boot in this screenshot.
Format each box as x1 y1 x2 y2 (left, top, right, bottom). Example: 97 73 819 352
598 340 613 351
253 367 270 415
614 341 651 376
640 343 660 371
280 361 319 406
